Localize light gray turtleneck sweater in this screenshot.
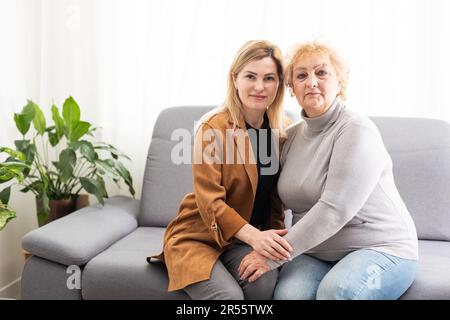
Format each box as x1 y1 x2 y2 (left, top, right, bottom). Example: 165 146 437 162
268 98 418 269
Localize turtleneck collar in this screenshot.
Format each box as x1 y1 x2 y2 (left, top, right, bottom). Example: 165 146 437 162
301 97 344 133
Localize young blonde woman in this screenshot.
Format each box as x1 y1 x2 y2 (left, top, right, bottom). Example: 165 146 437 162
149 40 293 300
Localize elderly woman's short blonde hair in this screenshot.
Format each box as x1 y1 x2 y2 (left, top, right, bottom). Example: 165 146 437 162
285 42 349 100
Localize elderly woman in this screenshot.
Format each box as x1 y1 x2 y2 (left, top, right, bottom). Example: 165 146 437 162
149 40 293 300
239 42 419 300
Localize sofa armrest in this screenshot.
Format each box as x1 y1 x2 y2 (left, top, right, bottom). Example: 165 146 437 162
22 196 140 266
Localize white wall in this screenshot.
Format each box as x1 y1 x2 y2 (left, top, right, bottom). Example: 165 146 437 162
1 0 449 298
0 188 36 299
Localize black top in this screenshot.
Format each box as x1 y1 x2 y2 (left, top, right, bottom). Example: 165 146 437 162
245 113 280 230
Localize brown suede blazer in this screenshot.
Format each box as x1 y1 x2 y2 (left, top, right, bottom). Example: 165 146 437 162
149 109 286 291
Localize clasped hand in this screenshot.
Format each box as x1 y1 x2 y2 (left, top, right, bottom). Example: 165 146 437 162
239 228 293 282
238 251 269 283
249 228 292 261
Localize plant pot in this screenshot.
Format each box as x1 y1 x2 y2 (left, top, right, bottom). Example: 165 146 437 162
35 194 90 227
75 194 90 210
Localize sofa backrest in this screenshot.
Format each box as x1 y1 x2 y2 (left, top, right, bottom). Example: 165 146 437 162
139 106 301 227
139 106 214 227
370 117 450 241
139 107 450 242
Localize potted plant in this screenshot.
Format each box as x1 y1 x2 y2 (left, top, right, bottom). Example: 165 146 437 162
0 96 135 230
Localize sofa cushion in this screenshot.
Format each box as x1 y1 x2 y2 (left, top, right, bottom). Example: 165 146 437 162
22 196 140 266
371 117 450 241
400 240 450 299
82 227 189 299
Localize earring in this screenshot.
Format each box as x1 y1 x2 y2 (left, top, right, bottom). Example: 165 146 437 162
289 88 295 97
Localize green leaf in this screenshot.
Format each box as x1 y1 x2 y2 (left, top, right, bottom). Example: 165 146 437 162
47 125 63 146
0 161 30 170
62 96 80 137
79 177 104 205
0 157 31 182
94 159 118 178
70 141 96 162
87 126 99 137
0 163 26 183
37 192 50 226
14 140 36 177
69 121 91 142
111 177 122 190
37 211 49 226
0 205 16 231
20 180 43 194
14 114 31 136
94 143 131 160
48 131 60 146
106 159 135 196
108 159 133 184
22 101 36 121
0 147 26 161
14 140 36 165
51 104 65 138
59 148 76 183
32 102 46 135
14 101 36 136
0 169 15 183
96 175 108 198
14 139 30 152
36 165 50 191
0 187 11 204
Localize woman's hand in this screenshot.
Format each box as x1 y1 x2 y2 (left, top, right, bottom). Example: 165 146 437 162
250 229 293 260
238 251 270 282
235 224 293 260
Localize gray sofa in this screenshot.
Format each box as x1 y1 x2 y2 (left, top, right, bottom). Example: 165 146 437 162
21 106 450 300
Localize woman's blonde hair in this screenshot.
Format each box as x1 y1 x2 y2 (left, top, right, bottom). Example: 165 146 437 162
285 41 349 100
200 40 286 135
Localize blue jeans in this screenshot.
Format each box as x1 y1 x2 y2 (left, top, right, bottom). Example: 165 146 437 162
273 249 417 300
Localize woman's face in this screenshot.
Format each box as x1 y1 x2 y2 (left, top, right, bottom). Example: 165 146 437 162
291 54 341 117
233 57 280 113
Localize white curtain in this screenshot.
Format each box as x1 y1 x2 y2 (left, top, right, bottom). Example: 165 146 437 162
1 0 450 198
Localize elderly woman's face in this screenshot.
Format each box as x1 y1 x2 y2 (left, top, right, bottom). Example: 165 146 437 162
291 54 341 117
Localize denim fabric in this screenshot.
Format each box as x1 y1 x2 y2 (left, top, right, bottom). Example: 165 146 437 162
273 249 417 300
